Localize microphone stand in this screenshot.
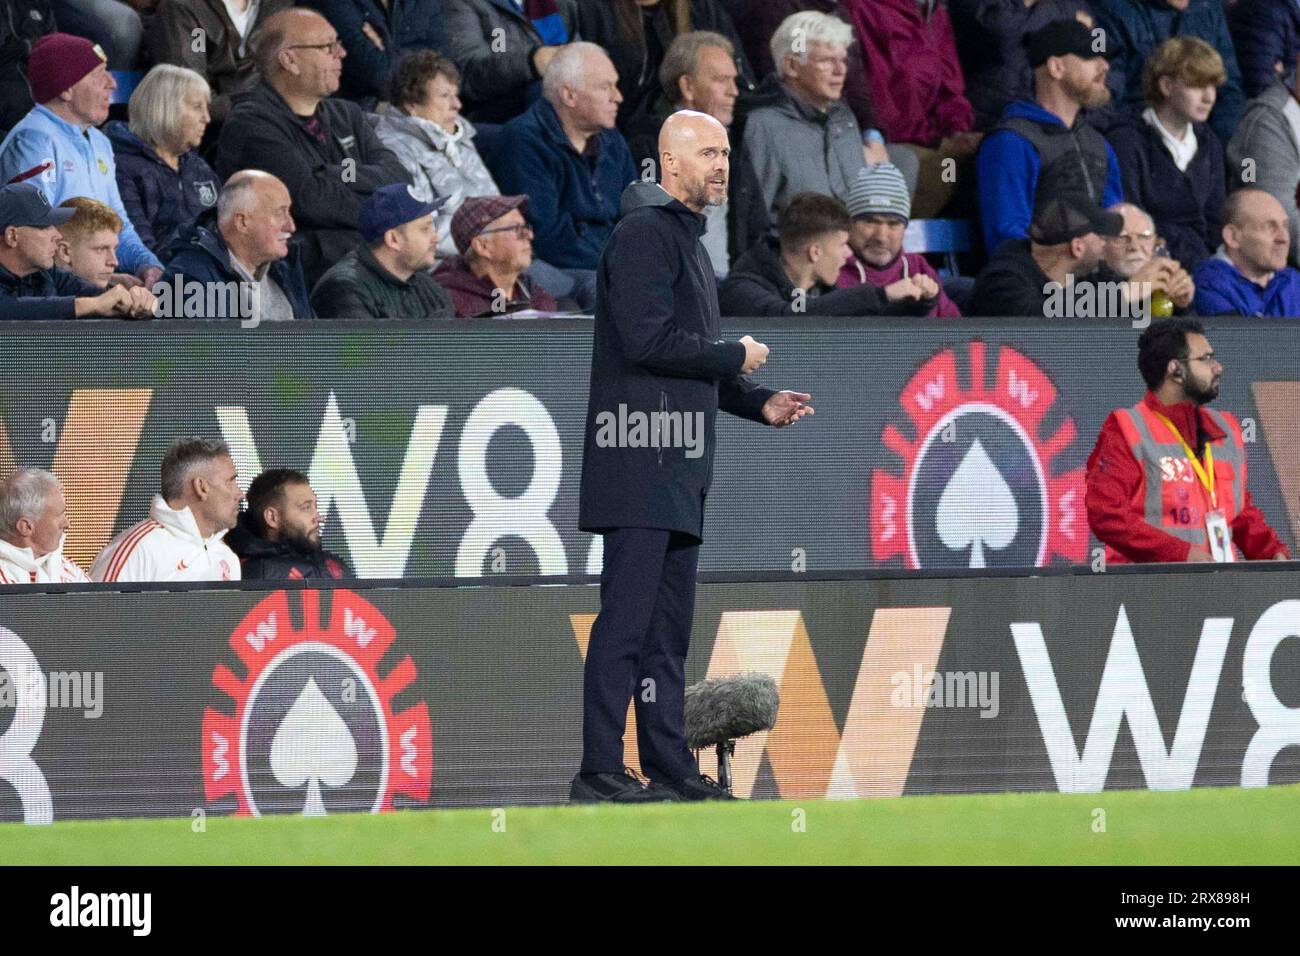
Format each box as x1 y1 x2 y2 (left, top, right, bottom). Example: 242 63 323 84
715 740 735 794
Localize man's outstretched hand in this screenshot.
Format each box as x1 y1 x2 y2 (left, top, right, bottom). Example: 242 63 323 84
762 391 814 427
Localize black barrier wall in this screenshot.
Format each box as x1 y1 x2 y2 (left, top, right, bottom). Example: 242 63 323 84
1 566 1297 822
3 318 1297 578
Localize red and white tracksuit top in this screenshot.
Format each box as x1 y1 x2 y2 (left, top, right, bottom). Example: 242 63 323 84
90 495 240 583
0 536 91 584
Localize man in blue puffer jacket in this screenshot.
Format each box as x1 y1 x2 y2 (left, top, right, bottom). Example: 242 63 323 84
1228 0 1300 99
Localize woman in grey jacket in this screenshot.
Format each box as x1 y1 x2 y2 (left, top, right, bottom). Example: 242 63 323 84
372 51 500 259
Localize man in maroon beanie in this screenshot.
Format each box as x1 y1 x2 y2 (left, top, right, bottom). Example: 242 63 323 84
0 33 163 284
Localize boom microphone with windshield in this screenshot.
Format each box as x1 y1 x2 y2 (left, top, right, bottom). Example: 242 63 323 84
683 673 779 794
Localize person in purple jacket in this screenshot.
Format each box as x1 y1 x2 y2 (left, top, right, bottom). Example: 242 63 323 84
105 64 221 263
836 162 962 316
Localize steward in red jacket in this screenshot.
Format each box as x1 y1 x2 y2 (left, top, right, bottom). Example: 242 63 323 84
1086 319 1290 564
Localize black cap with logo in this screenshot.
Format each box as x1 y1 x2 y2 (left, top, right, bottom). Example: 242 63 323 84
1030 196 1125 245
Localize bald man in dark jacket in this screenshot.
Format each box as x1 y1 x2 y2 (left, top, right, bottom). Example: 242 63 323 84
574 113 813 804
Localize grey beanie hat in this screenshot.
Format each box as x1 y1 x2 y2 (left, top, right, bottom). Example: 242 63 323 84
846 162 911 223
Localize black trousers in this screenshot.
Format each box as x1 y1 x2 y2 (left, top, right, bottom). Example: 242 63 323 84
580 527 700 782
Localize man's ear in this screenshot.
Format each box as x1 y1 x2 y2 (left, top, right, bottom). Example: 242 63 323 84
677 74 694 105
54 238 71 262
1168 358 1183 381
262 506 281 532
14 516 34 539
191 473 209 501
1 225 18 249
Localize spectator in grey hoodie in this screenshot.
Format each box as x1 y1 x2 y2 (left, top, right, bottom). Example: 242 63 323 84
372 51 499 259
1227 77 1300 266
741 11 917 225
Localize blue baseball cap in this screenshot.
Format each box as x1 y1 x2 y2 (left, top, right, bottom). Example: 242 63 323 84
0 182 76 230
359 184 447 243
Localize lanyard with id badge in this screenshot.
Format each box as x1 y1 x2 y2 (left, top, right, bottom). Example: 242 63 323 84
1152 412 1233 562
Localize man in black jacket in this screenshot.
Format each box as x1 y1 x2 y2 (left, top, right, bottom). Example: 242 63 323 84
969 193 1193 316
574 111 814 804
310 183 453 317
718 192 938 316
0 0 56 136
225 468 353 580
215 8 411 287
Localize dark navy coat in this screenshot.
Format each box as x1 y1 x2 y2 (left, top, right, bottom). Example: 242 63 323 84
579 182 774 540
161 220 316 320
491 97 637 270
1107 115 1225 271
105 121 221 264
302 0 448 102
1228 0 1300 99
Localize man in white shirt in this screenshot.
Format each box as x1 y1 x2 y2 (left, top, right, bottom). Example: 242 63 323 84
0 467 91 584
91 437 244 583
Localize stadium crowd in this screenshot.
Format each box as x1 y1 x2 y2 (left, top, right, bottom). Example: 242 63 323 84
0 0 1298 322
0 0 1297 581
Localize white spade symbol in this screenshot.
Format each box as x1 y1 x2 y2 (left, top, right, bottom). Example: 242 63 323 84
936 438 1018 568
269 677 358 816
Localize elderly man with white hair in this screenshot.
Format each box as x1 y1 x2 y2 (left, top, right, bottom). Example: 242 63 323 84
160 169 315 321
0 468 90 585
1100 201 1195 312
741 11 919 226
105 63 220 264
492 41 638 308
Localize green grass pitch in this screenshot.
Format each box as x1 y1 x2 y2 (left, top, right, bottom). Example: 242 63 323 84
4 786 1297 865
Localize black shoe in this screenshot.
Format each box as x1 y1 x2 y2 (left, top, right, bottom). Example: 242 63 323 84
569 768 670 804
666 774 737 801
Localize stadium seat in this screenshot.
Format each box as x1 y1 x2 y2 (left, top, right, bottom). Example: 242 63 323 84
110 70 144 106
904 218 975 277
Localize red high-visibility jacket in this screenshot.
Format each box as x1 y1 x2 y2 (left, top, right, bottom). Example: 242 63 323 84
1086 391 1289 563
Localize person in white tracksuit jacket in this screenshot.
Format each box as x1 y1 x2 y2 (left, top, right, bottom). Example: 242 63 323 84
0 467 91 584
91 437 244 583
